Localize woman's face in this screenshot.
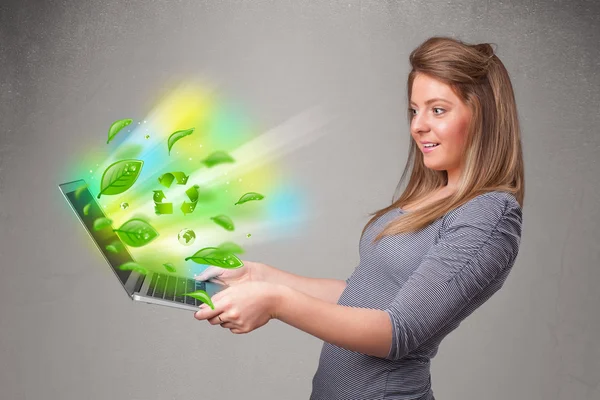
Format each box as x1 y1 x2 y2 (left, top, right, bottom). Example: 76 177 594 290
409 73 472 186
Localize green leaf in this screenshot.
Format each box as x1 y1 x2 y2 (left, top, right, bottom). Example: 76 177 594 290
218 241 245 254
113 218 159 247
163 263 177 273
210 214 234 231
93 217 113 231
106 241 124 253
183 289 214 309
168 128 194 155
118 261 148 275
97 159 144 199
74 184 88 200
83 203 92 216
234 191 265 205
196 187 217 203
107 118 133 144
185 247 243 269
200 150 235 168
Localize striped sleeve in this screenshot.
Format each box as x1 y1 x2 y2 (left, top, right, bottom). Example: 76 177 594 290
384 193 522 361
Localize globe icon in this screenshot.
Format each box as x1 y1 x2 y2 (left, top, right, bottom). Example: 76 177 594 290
177 228 196 246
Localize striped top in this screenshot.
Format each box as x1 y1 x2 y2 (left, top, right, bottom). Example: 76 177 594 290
310 191 523 400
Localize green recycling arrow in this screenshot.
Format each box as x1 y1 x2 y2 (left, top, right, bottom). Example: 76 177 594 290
154 176 200 215
158 172 189 188
154 190 173 215
181 185 199 215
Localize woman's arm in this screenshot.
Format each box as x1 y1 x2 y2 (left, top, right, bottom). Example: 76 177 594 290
195 260 348 304
273 194 523 360
194 280 385 347
274 284 392 358
197 192 522 359
255 263 347 304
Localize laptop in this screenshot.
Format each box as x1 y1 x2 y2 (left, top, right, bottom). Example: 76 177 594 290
59 179 226 312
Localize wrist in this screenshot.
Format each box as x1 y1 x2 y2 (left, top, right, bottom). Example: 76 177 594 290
271 283 292 320
249 261 270 283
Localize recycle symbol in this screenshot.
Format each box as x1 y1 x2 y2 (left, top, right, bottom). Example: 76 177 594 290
153 171 199 215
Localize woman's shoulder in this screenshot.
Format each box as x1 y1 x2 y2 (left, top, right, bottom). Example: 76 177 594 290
443 190 522 230
466 190 520 210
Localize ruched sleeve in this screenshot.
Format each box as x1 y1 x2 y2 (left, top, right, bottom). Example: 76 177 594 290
384 193 523 361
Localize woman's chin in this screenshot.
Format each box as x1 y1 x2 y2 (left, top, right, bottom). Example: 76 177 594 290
424 161 444 171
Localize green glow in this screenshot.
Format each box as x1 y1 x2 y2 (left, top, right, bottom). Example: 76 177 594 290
66 82 308 279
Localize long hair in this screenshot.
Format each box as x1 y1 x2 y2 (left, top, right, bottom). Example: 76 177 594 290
362 36 525 244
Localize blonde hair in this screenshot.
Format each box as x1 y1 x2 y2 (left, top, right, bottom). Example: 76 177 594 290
362 36 525 244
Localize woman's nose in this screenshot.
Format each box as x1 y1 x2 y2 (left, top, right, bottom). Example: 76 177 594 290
411 113 429 134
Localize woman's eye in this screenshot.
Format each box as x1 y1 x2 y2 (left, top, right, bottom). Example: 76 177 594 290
408 107 444 116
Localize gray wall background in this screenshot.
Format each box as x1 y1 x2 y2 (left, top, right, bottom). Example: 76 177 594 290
1 0 599 399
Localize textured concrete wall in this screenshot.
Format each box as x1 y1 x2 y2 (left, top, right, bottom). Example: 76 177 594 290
1 1 599 399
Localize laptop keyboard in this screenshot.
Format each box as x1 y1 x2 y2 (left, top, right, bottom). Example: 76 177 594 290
146 273 207 306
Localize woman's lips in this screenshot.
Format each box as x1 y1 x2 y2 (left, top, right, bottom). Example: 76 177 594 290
422 144 439 153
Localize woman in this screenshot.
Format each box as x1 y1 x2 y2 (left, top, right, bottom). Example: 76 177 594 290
194 36 525 400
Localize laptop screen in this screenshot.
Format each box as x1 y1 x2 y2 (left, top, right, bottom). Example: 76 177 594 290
59 180 142 296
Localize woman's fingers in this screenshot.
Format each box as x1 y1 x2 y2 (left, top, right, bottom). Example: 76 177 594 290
208 313 234 328
219 322 236 330
195 266 222 281
209 277 230 287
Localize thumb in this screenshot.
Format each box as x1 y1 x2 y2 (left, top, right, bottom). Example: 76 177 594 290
194 265 223 281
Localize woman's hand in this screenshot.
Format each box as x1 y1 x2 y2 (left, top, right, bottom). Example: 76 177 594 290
194 259 266 286
194 281 284 334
